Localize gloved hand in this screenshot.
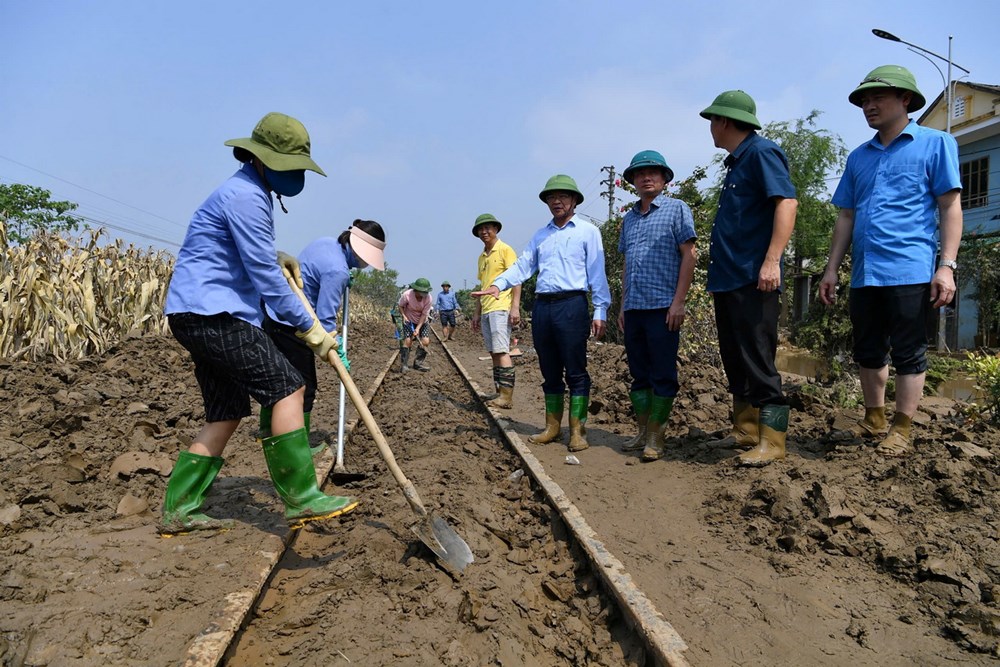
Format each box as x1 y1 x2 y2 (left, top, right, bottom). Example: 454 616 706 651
338 345 351 372
348 267 360 287
277 251 303 289
296 320 338 359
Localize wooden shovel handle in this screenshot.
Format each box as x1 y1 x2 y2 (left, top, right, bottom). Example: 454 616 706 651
287 280 428 517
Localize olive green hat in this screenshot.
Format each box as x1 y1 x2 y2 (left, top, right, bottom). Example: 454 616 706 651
849 65 925 112
410 277 432 293
622 150 674 185
699 90 762 130
225 112 326 175
538 174 584 204
472 213 502 237
441 280 451 287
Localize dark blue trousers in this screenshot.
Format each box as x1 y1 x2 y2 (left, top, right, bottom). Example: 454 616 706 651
532 293 591 396
623 309 680 398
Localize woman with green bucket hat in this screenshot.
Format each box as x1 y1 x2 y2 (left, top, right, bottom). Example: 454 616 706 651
161 112 359 534
398 278 434 372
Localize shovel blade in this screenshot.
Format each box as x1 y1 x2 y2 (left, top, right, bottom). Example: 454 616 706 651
411 514 474 573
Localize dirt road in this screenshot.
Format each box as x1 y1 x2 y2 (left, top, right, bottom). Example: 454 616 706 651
2 316 999 665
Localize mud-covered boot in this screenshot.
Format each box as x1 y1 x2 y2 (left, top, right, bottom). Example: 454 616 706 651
413 346 430 371
399 347 410 374
485 367 515 409
706 398 758 449
529 394 564 444
641 396 674 462
738 404 788 466
876 412 913 457
621 389 652 452
261 428 359 526
482 366 501 401
843 406 888 440
568 395 590 452
159 451 233 535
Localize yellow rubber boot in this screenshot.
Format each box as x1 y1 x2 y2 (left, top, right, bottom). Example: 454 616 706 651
707 399 759 448
529 394 563 444
738 404 788 466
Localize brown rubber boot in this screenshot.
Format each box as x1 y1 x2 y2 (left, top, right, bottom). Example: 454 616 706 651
485 385 514 409
640 396 674 462
738 404 788 466
844 406 889 439
706 399 758 448
622 389 651 452
876 412 913 457
567 395 590 452
529 394 563 444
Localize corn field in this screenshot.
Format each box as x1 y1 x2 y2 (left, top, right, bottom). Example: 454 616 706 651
0 217 173 361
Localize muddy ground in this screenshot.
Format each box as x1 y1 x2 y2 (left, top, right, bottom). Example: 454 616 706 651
2 313 1000 666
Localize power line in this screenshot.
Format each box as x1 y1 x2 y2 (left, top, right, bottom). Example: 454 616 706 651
0 154 186 229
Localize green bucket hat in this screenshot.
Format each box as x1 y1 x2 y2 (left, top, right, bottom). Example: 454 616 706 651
441 280 451 287
848 65 925 112
410 277 432 293
699 90 762 129
622 150 674 185
225 112 326 175
472 213 502 237
538 174 584 204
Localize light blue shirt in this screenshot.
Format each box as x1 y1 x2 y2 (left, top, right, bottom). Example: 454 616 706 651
165 163 313 331
267 237 353 333
492 214 611 320
832 120 961 287
619 194 697 311
435 291 459 311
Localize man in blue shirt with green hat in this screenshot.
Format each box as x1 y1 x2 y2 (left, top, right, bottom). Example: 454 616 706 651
617 150 697 462
435 281 459 341
819 65 962 457
701 91 798 466
473 175 611 453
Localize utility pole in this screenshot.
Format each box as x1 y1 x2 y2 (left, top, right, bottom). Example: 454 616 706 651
599 166 616 222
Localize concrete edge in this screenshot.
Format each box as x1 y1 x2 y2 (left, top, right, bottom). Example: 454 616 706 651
440 339 692 667
180 349 400 667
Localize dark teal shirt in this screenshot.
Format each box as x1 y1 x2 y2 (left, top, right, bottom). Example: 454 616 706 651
708 132 796 293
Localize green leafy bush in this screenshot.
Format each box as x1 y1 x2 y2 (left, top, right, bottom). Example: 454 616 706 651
965 351 1000 422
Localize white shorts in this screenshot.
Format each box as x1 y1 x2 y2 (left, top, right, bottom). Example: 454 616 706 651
481 311 511 354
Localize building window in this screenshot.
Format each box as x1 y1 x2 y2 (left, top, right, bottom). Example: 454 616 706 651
960 156 989 209
953 95 969 119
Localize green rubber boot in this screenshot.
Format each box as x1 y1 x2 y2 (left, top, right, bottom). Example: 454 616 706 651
159 451 233 535
261 428 359 526
622 389 652 452
256 405 273 444
641 396 675 462
304 411 328 457
568 394 590 452
529 394 564 444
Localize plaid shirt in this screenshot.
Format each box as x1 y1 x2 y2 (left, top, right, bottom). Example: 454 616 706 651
618 194 696 311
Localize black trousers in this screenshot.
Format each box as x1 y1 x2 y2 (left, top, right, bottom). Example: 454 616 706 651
713 284 784 407
262 314 318 413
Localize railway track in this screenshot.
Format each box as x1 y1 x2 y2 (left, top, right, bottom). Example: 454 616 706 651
175 332 691 666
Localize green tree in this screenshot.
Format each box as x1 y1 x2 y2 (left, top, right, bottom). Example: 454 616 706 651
350 262 400 308
0 183 82 244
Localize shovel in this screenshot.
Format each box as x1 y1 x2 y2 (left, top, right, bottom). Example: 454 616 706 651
289 279 474 573
329 283 367 484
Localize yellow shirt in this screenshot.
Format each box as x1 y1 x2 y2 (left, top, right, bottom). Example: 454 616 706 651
477 239 517 314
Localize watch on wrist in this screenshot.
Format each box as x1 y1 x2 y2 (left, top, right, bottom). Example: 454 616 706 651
938 259 958 271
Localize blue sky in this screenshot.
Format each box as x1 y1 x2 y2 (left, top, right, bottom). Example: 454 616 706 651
2 1 997 292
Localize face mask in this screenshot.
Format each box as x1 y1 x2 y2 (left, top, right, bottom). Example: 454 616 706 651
263 167 305 197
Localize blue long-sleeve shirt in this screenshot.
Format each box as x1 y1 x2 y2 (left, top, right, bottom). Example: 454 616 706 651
435 291 459 311
165 163 313 331
492 214 611 320
267 237 352 333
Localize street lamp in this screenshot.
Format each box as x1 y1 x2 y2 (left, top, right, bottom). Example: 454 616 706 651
872 28 972 352
871 28 971 134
